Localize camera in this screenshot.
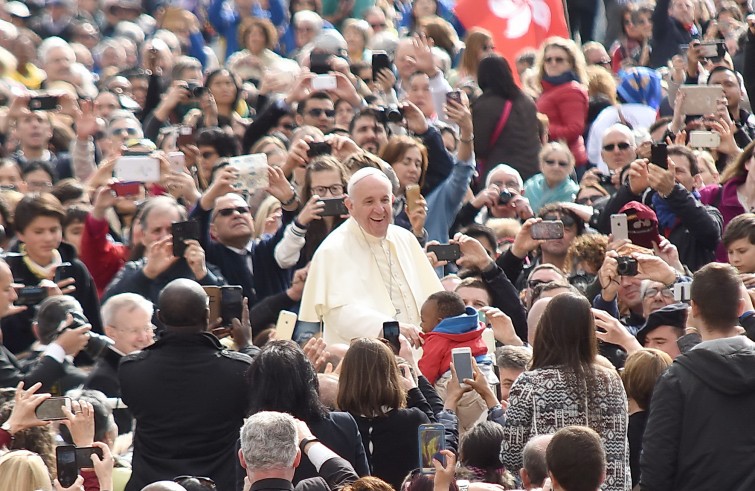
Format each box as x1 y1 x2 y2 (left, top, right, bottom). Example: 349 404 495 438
568 272 595 295
616 256 638 276
499 189 513 205
185 82 206 98
376 105 403 124
66 311 114 359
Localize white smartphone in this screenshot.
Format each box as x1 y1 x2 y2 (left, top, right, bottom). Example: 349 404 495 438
275 310 298 341
688 130 721 148
167 151 186 173
610 214 629 242
451 347 473 382
674 282 692 302
114 156 160 182
679 85 723 115
311 74 337 91
228 153 269 191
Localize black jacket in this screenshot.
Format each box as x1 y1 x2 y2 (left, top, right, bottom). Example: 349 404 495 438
0 344 65 391
640 336 755 491
250 457 359 491
84 347 133 434
649 0 697 67
1 242 102 354
119 332 252 491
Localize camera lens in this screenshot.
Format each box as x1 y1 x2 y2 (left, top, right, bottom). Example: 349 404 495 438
499 190 513 205
386 107 403 123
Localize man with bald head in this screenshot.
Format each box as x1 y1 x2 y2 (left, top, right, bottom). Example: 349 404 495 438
119 279 252 491
299 167 442 346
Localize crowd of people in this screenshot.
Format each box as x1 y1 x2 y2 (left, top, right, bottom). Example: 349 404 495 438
1 0 755 490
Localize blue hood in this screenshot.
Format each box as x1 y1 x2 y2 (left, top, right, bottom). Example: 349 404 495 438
433 307 481 335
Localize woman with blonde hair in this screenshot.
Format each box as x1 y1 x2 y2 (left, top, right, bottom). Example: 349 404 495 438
455 28 494 86
523 142 579 213
0 450 51 491
535 37 590 170
253 195 282 240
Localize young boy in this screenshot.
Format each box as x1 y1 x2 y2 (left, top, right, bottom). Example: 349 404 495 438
418 291 496 433
723 213 755 277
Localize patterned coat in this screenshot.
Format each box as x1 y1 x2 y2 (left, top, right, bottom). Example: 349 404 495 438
501 365 631 491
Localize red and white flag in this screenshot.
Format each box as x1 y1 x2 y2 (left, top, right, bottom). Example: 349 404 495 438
455 0 569 79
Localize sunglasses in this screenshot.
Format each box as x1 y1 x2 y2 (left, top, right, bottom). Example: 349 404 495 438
527 279 550 289
603 142 631 151
174 476 216 490
216 206 250 217
544 158 570 168
307 108 336 118
576 195 601 205
281 123 296 130
542 213 576 227
370 22 387 29
545 56 567 64
110 127 139 137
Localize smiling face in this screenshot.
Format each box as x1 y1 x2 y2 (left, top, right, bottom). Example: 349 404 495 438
345 173 393 238
543 45 572 78
17 215 63 265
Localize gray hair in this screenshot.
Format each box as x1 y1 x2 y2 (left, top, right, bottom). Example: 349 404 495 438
294 10 323 32
601 123 636 147
101 293 154 328
240 411 298 471
107 110 142 132
485 164 524 190
38 36 75 66
139 196 187 230
522 434 553 487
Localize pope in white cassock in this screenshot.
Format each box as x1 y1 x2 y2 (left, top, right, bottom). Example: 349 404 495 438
299 167 443 346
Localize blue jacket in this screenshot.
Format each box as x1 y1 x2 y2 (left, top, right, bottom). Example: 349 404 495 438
425 157 475 244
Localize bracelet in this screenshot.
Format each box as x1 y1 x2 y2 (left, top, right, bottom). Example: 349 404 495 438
280 187 298 207
293 219 308 230
460 135 474 143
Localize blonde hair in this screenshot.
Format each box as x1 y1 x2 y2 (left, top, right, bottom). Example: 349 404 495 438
535 36 588 87
0 450 51 491
253 195 281 240
586 65 617 103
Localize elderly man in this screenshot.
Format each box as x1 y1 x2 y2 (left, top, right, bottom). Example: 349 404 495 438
589 124 637 182
119 279 252 491
454 164 534 229
300 167 442 346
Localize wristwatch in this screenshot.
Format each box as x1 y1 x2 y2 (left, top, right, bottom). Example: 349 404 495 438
1 421 14 441
299 436 320 454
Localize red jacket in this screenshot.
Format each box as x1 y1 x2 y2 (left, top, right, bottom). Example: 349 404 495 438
536 80 589 165
79 214 131 298
419 327 488 385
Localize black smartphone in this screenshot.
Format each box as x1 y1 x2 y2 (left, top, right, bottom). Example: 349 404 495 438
372 50 391 81
54 262 73 283
307 141 332 158
651 143 668 170
427 244 461 262
220 286 243 327
16 286 48 306
75 446 104 469
310 52 331 75
319 197 348 217
36 396 71 421
56 445 79 487
29 95 60 111
171 220 201 257
418 423 446 473
445 90 462 104
382 321 400 354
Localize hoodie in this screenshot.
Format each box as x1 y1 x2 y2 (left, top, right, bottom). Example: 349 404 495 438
418 307 490 385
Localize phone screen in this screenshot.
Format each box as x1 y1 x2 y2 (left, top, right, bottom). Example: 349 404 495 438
452 349 474 382
54 262 73 283
530 221 565 240
56 446 79 487
382 321 400 354
220 286 243 326
75 447 104 469
372 51 391 81
418 424 446 473
319 197 347 217
36 397 71 420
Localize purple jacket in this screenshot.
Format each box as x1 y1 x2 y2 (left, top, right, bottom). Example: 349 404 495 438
699 174 746 262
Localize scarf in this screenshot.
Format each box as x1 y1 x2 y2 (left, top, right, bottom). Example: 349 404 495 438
653 189 701 232
542 71 580 86
20 244 63 280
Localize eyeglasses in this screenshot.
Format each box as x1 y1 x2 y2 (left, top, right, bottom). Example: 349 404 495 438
576 195 601 205
603 142 631 151
542 213 576 227
110 127 140 137
544 56 567 64
307 108 336 118
216 206 250 217
544 158 570 168
174 476 217 490
114 324 156 336
490 180 520 190
643 287 674 299
311 184 344 196
281 123 296 130
527 279 550 289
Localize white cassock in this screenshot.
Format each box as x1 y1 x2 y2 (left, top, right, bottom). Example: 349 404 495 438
299 217 443 345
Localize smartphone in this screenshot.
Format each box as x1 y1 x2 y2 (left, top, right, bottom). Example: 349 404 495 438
674 282 692 302
679 85 723 115
220 285 243 326
171 220 201 257
35 396 72 421
610 214 629 242
16 286 48 306
167 151 186 173
699 41 726 58
418 423 446 473
319 197 348 217
29 95 60 111
312 74 337 91
75 446 104 469
307 141 332 158
427 244 461 262
176 125 195 147
310 52 331 75
650 143 668 169
451 347 474 382
275 310 298 341
382 321 401 354
405 184 421 214
530 221 565 240
688 130 721 148
110 181 141 197
54 262 73 283
56 445 79 487
446 90 462 105
372 51 391 81
203 286 221 324
114 156 160 182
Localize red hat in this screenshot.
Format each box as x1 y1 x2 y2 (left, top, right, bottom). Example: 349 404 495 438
619 201 663 250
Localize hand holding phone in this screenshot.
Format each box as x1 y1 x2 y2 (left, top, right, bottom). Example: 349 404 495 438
319 197 348 217
36 397 72 421
530 221 564 240
220 286 243 327
171 220 201 257
382 321 401 354
451 347 474 383
418 424 446 473
427 244 461 262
